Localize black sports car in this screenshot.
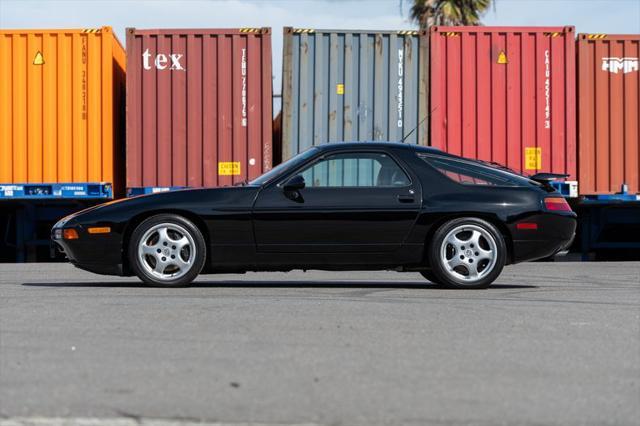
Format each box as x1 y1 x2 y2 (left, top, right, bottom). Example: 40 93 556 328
52 142 576 288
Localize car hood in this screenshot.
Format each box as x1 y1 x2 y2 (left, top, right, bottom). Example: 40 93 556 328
57 186 261 227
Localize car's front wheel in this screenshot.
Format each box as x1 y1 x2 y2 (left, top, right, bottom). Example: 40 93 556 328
420 270 440 284
427 218 506 289
129 214 206 287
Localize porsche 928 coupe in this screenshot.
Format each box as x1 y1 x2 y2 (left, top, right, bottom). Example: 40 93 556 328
52 142 576 288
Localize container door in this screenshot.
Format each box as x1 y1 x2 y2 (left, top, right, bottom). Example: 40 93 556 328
252 151 421 257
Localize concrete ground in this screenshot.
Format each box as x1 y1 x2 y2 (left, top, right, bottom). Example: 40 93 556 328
0 262 638 426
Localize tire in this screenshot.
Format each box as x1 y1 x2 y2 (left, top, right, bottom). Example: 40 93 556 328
420 270 440 284
428 217 506 289
129 214 206 287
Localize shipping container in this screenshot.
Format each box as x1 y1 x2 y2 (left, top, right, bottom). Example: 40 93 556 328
126 28 273 190
0 27 126 197
577 34 640 195
281 27 429 160
430 26 576 179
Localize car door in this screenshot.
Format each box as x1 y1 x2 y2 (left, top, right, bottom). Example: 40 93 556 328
252 150 422 257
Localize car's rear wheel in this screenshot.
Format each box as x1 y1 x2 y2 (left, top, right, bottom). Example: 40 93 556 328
427 218 506 289
129 214 206 287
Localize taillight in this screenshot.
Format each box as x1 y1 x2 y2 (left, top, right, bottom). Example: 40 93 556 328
544 197 572 212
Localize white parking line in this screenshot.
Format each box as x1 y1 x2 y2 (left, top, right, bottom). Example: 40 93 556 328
0 419 322 426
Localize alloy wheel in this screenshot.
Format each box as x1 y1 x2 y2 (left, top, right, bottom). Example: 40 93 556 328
439 224 498 283
137 223 197 281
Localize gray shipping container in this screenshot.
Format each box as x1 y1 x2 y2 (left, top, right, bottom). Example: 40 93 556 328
281 27 428 160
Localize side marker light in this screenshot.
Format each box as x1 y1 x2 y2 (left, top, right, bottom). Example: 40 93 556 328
516 223 538 230
87 227 111 234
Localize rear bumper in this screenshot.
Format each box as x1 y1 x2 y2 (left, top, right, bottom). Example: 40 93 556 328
512 236 574 263
509 213 577 263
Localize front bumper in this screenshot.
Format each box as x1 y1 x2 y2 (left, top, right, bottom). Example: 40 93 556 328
51 222 126 276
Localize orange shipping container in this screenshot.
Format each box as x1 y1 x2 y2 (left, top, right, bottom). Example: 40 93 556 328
578 34 640 195
0 27 126 196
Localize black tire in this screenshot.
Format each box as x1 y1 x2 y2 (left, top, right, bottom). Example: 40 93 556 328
428 217 506 289
129 214 206 287
420 270 441 284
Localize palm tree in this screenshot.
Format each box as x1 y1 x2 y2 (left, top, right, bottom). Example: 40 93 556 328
410 0 492 29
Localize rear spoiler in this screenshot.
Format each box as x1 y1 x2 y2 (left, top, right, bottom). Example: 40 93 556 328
530 173 569 183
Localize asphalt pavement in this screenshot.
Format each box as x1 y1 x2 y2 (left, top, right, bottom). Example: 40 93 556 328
0 262 639 426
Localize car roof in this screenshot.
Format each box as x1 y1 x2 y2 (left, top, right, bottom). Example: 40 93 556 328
314 141 446 154
309 142 533 181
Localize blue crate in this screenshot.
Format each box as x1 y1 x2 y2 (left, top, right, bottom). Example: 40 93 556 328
549 181 578 198
0 183 112 199
127 186 186 197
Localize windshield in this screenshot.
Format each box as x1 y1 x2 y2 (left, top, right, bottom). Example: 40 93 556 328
250 147 320 185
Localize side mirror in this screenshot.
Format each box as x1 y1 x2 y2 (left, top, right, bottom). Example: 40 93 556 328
283 175 306 192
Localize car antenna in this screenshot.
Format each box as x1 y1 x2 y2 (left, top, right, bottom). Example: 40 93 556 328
400 106 438 143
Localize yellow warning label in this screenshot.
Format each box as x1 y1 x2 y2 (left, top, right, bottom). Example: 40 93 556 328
497 51 508 64
336 84 345 95
33 51 44 65
525 147 542 170
218 162 241 176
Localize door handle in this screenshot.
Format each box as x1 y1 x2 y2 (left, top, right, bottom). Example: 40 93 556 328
397 194 415 203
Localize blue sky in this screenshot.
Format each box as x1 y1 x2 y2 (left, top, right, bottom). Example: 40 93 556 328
2 0 639 96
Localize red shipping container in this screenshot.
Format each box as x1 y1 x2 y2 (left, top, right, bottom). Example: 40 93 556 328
430 26 576 179
126 28 273 190
578 34 640 195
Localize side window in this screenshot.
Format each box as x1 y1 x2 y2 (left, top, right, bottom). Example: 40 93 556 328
299 152 410 188
420 156 515 186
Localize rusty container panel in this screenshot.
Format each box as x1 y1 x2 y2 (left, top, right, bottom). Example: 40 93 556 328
578 34 640 195
126 28 273 189
281 27 429 160
0 27 126 196
430 26 576 179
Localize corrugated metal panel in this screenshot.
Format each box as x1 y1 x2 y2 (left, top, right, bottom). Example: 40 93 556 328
578 34 640 195
430 26 576 179
0 27 126 196
281 27 428 160
126 28 273 189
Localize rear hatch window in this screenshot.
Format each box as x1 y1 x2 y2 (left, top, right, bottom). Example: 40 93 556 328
418 154 542 188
